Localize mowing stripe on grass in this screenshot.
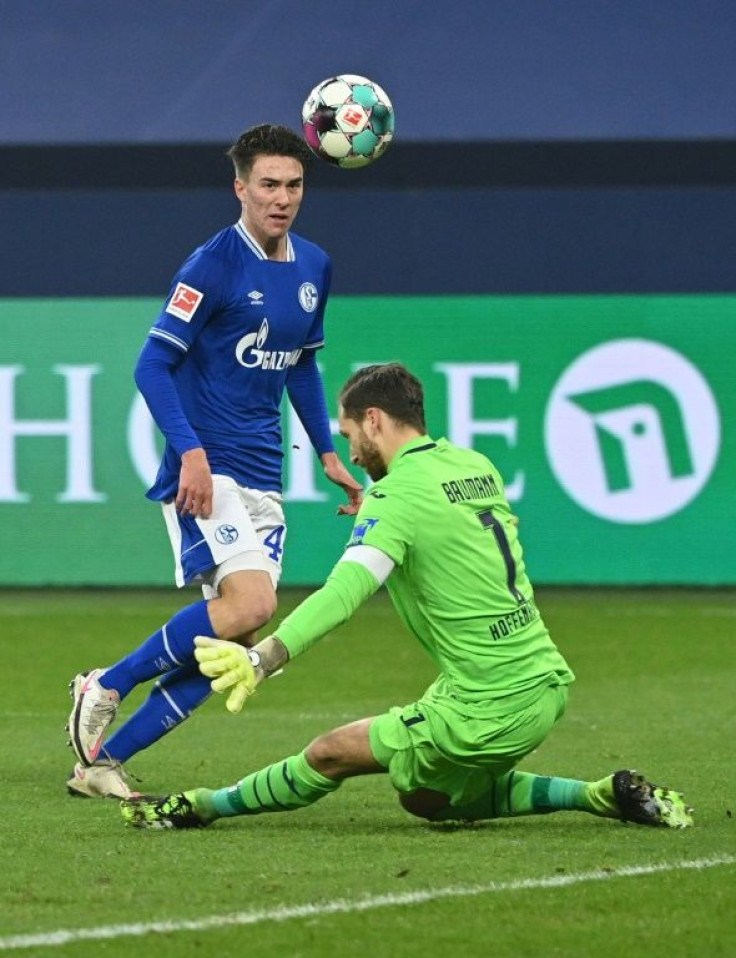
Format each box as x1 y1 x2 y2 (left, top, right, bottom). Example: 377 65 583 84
1 855 733 951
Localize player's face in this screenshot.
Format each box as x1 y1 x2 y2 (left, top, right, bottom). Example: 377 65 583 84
338 409 388 482
235 155 304 255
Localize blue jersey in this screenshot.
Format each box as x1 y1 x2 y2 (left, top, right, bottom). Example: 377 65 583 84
145 221 332 498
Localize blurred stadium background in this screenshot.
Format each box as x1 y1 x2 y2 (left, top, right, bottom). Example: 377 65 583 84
1 0 735 587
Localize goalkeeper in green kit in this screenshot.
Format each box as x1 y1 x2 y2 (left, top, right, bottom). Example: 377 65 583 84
121 363 693 831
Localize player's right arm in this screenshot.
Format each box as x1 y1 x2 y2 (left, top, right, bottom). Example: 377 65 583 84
176 448 213 518
134 338 213 517
136 252 223 517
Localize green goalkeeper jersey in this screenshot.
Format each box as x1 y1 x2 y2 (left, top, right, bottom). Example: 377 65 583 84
276 435 574 705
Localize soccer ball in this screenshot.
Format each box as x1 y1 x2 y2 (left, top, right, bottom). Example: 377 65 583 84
302 74 394 169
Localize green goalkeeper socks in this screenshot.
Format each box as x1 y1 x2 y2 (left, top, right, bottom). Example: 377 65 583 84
191 750 341 821
430 771 618 822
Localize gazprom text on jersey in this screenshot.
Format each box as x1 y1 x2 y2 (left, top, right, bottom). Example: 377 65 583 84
442 474 500 504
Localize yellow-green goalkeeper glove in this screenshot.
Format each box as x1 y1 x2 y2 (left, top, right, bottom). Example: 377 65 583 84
193 636 261 714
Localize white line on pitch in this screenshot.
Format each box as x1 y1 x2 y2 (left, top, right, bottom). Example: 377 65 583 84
1 855 733 952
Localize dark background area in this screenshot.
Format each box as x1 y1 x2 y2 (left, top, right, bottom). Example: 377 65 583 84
3 142 735 297
1 2 734 298
2 1 734 143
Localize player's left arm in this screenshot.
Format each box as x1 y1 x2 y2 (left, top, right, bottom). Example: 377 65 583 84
320 452 363 515
286 350 362 514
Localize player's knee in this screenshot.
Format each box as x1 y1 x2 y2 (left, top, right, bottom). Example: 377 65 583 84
217 589 276 637
305 734 344 777
305 728 367 779
305 719 378 779
240 590 277 629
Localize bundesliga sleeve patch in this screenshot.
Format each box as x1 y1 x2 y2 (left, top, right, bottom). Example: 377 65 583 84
348 517 380 547
166 282 204 322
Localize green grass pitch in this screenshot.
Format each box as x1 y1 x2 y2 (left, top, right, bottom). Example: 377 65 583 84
1 588 734 957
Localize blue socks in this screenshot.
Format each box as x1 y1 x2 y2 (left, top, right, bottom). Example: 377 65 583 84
99 600 214 698
103 661 212 764
96 599 215 763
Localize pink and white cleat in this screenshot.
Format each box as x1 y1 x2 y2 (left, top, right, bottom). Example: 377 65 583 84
67 760 140 800
67 669 120 766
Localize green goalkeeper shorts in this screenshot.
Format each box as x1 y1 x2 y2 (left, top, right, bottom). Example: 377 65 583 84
368 683 568 808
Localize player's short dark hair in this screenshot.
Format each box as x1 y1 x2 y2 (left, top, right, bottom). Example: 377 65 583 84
339 363 427 432
226 124 312 179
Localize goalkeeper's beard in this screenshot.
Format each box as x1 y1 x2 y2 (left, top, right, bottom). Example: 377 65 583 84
355 435 387 482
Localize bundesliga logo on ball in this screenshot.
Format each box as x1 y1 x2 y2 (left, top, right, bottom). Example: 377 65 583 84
302 74 395 169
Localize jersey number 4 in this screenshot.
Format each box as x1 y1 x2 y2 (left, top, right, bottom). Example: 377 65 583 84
263 525 286 563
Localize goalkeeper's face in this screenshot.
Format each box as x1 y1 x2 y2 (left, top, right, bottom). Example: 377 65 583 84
339 411 387 482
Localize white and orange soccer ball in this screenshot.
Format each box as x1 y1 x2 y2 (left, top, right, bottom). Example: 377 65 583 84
301 74 395 169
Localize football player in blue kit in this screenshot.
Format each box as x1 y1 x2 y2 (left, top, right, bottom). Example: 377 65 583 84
66 124 362 799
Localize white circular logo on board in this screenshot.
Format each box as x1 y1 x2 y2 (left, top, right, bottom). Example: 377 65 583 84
544 339 720 523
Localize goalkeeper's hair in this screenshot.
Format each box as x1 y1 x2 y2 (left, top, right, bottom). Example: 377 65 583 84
226 124 312 179
339 363 427 432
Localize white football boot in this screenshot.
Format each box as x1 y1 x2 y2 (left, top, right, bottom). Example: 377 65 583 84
67 760 140 800
67 669 120 766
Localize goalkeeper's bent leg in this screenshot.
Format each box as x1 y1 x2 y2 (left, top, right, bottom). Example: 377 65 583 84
192 750 342 821
425 771 618 822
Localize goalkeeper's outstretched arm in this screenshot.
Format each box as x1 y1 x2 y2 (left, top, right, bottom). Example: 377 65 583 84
272 548 391 660
195 545 394 711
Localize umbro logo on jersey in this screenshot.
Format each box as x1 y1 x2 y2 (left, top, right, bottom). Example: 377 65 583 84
166 282 203 322
247 290 264 304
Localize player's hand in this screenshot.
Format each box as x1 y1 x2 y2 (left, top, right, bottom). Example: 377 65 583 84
176 448 213 518
320 452 363 515
194 636 259 713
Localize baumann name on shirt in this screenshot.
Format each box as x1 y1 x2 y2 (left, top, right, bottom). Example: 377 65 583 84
442 473 500 503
